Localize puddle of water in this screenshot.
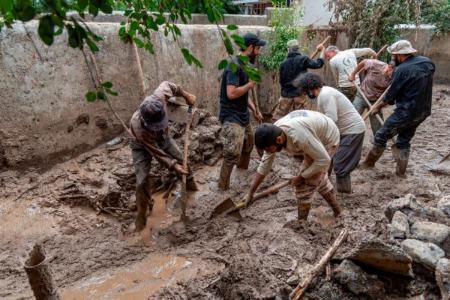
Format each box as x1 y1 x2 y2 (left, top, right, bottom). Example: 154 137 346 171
62 254 206 300
0 200 56 243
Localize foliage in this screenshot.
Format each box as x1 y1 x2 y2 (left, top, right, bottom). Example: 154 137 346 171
422 0 450 36
327 0 421 54
327 0 450 58
0 0 260 103
259 5 304 71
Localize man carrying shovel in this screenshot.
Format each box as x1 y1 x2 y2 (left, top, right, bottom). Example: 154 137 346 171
294 73 365 193
348 59 395 138
363 40 435 177
242 110 342 221
129 81 197 231
218 32 265 190
272 39 326 121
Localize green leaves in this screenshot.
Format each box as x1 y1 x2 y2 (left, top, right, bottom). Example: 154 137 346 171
227 24 238 31
13 0 35 22
38 15 55 45
218 59 228 70
85 82 118 102
181 48 203 68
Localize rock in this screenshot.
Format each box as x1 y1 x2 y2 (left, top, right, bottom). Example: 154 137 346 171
345 237 413 277
384 194 424 221
286 274 298 286
76 113 90 126
438 195 450 217
106 137 123 147
410 221 450 253
436 258 450 300
401 239 445 270
334 259 385 299
389 211 410 239
95 116 108 129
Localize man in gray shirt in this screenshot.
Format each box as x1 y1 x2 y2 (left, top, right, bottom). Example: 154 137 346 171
295 73 365 193
324 46 377 101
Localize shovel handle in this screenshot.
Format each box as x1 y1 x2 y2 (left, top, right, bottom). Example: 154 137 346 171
253 180 291 201
310 36 331 59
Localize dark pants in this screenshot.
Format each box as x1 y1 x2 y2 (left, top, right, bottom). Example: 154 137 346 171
374 110 427 150
130 138 192 220
334 132 365 178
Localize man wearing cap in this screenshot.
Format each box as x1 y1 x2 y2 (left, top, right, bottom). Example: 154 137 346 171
363 40 435 177
272 40 325 121
130 81 197 231
348 59 395 138
218 32 266 190
295 73 365 193
242 110 342 221
324 45 377 101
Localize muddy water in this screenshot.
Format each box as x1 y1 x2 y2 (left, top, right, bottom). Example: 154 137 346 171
62 254 196 299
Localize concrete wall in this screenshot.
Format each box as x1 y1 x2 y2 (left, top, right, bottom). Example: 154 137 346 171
0 22 271 170
400 28 449 84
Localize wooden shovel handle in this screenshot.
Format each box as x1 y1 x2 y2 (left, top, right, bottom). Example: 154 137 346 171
310 36 331 59
253 180 291 200
375 44 388 59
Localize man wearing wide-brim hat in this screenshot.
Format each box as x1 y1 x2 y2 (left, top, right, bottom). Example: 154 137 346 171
363 40 435 177
129 81 197 231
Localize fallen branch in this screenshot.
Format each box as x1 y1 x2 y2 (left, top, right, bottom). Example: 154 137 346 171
290 228 349 300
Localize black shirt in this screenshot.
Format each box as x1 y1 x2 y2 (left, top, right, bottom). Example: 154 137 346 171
219 57 250 126
279 52 325 97
384 56 435 119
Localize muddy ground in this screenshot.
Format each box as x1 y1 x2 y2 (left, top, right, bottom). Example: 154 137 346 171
1 85 450 299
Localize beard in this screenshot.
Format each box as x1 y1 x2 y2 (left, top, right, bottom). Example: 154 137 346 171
393 55 401 66
276 143 284 152
306 90 316 99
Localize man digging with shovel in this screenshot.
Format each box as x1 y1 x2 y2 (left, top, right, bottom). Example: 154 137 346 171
363 40 435 177
129 81 198 231
294 73 365 194
242 110 342 221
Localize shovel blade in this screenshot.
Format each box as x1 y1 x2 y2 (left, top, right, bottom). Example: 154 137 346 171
211 197 236 218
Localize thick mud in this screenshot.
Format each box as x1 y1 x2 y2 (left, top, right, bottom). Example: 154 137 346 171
1 86 450 299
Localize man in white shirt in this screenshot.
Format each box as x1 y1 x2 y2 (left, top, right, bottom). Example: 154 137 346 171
324 46 376 101
294 73 365 193
243 110 341 222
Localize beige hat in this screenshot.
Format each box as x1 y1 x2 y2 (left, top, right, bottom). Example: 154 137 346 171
387 40 417 55
287 39 299 48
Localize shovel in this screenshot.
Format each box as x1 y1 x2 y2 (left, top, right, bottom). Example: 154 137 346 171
211 180 290 219
180 105 193 222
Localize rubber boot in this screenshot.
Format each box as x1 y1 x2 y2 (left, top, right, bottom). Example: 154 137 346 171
298 202 311 221
362 146 385 168
218 161 234 190
321 189 341 217
336 175 352 194
392 146 410 178
237 152 251 169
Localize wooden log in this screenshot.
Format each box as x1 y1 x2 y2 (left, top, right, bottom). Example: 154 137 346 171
24 244 60 300
290 229 349 300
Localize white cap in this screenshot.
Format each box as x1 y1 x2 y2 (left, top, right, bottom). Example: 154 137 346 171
387 40 417 55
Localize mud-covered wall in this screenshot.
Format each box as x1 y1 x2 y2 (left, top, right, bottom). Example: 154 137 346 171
0 19 351 170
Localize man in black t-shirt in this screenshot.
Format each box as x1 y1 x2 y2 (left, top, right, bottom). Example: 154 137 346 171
218 32 266 190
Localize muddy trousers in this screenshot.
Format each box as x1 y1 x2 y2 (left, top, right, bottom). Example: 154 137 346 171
219 122 254 190
130 139 193 229
353 93 384 138
338 86 357 102
334 133 365 178
272 95 316 122
295 150 336 220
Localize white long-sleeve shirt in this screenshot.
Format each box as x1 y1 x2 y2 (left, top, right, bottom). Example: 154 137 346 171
257 110 340 178
317 86 365 135
330 48 376 87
